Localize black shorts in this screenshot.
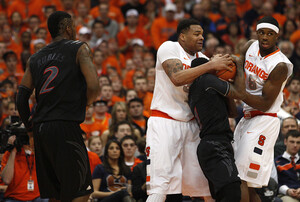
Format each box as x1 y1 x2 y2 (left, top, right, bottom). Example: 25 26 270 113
197 135 240 198
33 121 93 201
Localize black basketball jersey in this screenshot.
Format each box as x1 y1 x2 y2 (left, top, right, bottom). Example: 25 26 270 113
30 39 87 124
188 74 233 139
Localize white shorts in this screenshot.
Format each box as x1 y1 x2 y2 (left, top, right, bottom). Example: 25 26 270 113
146 117 210 197
233 116 280 188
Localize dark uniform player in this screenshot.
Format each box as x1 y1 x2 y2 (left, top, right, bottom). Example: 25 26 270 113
16 11 99 202
188 57 245 202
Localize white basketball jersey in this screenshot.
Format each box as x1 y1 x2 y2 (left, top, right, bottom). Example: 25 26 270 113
243 40 293 113
150 41 209 122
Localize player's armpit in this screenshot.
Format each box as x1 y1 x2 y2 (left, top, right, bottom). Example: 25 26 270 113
243 63 288 112
77 44 99 105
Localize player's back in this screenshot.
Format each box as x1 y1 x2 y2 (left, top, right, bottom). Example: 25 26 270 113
30 39 87 124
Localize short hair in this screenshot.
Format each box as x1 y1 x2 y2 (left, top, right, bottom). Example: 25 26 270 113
92 19 104 29
120 135 136 146
287 76 300 86
128 97 144 106
281 117 298 128
47 11 72 39
177 18 201 35
285 130 300 140
3 51 17 61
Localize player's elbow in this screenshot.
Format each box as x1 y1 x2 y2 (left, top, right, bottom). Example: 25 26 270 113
170 75 185 87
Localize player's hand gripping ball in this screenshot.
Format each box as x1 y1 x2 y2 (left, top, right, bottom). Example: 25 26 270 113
215 62 237 81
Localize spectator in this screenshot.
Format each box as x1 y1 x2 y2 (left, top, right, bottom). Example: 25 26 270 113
128 98 148 136
290 39 300 77
88 136 104 161
221 21 245 50
2 25 21 58
80 105 103 138
133 77 152 115
0 41 7 70
93 49 105 76
275 130 300 201
242 0 263 38
0 51 24 83
32 39 46 53
278 41 294 59
120 135 142 171
281 19 298 41
74 1 93 27
203 36 220 58
132 160 147 202
215 2 241 38
125 89 138 103
190 2 216 40
77 26 91 43
138 0 157 31
98 84 114 111
151 3 178 50
96 3 119 39
107 121 138 143
284 77 300 108
27 15 41 36
111 75 126 104
85 134 102 174
93 100 111 135
90 140 132 202
117 9 151 58
89 20 109 49
1 134 47 201
121 0 144 17
275 117 299 158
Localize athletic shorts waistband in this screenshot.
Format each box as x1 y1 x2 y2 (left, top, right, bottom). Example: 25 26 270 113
243 110 277 119
150 110 195 121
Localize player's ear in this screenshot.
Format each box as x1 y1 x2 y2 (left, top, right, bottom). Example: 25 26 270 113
179 33 185 42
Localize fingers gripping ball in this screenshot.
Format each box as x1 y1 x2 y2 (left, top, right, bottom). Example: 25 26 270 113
215 63 237 81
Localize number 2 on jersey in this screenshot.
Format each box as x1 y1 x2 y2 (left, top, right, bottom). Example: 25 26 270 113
39 66 59 95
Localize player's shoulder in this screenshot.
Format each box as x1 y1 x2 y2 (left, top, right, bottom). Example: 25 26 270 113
159 41 179 50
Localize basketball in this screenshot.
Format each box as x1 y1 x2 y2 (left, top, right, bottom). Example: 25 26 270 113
215 63 237 81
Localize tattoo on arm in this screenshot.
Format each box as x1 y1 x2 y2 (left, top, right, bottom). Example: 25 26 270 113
163 59 183 78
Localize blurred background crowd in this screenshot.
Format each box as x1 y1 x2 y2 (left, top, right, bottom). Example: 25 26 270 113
0 0 299 201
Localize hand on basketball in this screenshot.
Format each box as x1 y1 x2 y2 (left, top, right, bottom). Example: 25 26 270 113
210 54 234 72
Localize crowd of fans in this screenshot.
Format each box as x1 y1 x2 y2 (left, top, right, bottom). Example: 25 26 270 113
0 0 299 201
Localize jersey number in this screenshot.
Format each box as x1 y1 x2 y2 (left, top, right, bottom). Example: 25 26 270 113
39 66 59 95
258 135 266 146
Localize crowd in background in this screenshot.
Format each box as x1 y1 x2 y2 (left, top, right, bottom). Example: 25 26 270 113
0 0 299 201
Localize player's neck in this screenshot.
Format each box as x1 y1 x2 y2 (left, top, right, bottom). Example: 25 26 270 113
259 46 277 57
179 42 196 56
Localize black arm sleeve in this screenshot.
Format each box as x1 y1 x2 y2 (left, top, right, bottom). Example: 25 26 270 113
202 74 230 96
16 85 33 131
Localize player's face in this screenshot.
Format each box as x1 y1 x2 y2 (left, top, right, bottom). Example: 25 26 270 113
107 142 120 160
256 28 278 51
183 25 204 54
89 138 102 156
121 139 136 158
285 136 300 156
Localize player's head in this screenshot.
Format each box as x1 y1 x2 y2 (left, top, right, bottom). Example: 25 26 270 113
47 11 75 40
256 16 279 51
177 19 204 54
191 57 209 68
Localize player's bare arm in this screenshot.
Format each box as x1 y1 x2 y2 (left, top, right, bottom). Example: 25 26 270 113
243 62 288 112
225 98 238 118
77 43 99 105
227 56 246 100
162 55 233 86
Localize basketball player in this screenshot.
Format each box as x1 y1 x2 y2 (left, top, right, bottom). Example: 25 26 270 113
188 56 245 202
146 18 233 202
16 11 99 201
233 16 293 202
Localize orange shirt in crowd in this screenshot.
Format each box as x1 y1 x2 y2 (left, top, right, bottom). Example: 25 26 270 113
80 121 103 139
111 95 126 106
1 149 41 201
123 69 135 89
102 56 122 76
89 5 124 24
117 26 152 51
88 151 101 174
150 17 178 50
94 112 111 135
133 119 146 130
234 0 252 18
7 0 44 21
138 91 153 116
130 157 143 171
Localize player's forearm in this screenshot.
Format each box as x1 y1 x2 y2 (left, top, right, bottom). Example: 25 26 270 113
242 93 274 112
227 58 246 100
226 98 238 118
171 62 213 86
86 87 99 106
